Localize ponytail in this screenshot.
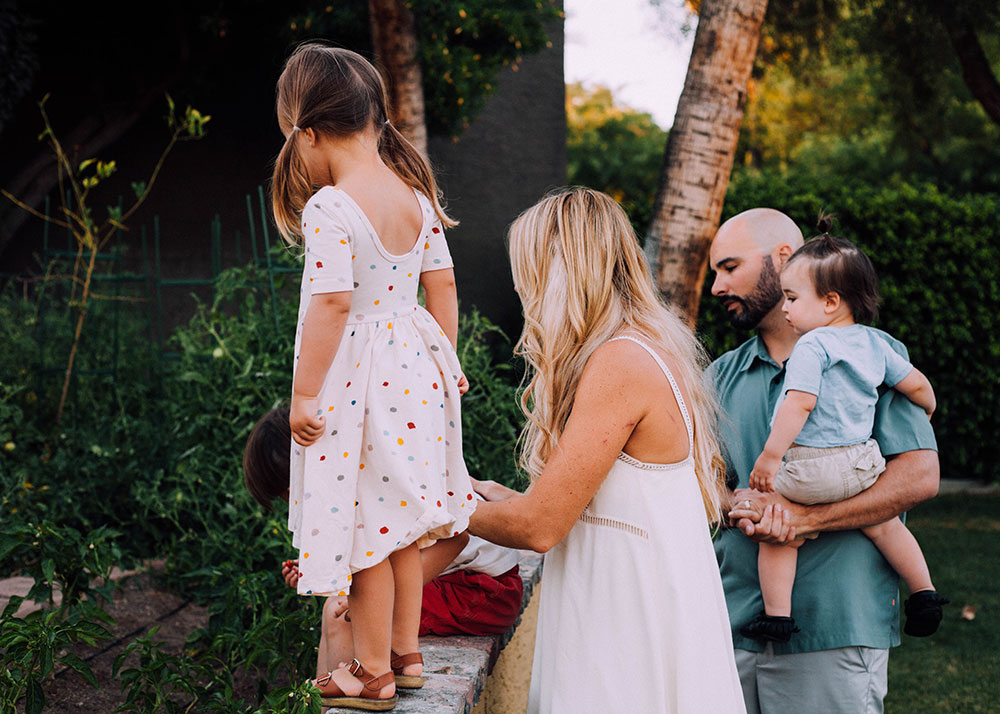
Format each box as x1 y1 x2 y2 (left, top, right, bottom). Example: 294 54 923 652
271 43 457 239
380 122 458 229
271 132 315 246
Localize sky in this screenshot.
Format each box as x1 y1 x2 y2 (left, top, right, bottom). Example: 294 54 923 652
564 0 696 129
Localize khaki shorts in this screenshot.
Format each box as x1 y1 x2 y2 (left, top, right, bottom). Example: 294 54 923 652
774 439 886 506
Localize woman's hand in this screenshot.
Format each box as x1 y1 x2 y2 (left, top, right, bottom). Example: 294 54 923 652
290 393 324 446
457 373 469 396
470 477 520 502
728 488 802 543
281 559 301 589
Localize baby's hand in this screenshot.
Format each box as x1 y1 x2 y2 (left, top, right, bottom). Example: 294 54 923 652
457 373 469 396
749 455 779 492
281 559 301 589
290 394 324 446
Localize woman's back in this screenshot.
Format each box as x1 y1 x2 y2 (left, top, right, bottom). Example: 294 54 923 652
606 335 696 466
527 335 746 714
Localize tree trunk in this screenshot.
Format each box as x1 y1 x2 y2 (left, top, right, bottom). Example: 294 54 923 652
937 8 1000 126
368 0 428 156
646 0 768 325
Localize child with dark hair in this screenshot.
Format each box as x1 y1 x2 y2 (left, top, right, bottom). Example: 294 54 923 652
244 407 523 682
741 220 946 644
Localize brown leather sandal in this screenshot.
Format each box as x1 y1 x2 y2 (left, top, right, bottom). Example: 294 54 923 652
314 659 398 710
390 650 425 689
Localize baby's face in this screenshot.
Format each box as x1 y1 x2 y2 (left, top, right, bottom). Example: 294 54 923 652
780 261 832 334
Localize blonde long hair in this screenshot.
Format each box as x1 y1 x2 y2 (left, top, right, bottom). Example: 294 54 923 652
508 188 727 526
270 42 456 245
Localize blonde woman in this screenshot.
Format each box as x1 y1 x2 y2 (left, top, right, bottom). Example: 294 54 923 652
469 188 745 713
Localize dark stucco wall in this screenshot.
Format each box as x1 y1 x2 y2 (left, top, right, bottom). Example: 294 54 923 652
428 19 567 339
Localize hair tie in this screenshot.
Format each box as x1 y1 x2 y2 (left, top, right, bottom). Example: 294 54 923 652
383 118 390 126
292 125 302 133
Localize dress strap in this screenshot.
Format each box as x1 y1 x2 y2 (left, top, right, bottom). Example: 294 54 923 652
607 335 694 456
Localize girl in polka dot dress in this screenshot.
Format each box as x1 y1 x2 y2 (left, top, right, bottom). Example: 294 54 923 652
270 43 476 710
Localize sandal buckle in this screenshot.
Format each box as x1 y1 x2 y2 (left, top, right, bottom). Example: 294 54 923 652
348 658 364 678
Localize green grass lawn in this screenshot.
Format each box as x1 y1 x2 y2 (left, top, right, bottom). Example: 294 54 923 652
885 491 1000 714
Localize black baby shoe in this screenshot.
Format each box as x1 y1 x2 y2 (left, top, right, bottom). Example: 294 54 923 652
903 590 949 637
739 613 800 643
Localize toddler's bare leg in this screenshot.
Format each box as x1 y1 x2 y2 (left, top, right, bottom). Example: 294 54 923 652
322 558 395 698
863 517 934 593
318 596 353 676
389 542 424 676
759 541 803 617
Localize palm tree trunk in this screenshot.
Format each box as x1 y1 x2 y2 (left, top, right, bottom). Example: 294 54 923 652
647 0 768 324
368 0 428 156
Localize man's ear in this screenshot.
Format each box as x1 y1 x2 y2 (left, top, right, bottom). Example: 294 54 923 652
775 243 795 266
823 292 841 314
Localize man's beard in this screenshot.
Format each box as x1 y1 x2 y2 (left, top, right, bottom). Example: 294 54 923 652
724 255 783 330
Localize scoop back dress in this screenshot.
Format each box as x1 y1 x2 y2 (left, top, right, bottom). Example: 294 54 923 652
527 336 746 714
287 185 476 597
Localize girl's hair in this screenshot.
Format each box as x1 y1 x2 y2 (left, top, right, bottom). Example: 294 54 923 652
507 187 728 527
270 42 456 245
243 406 292 510
786 216 880 324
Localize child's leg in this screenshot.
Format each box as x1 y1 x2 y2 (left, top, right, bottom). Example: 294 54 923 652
419 531 470 585
388 542 423 676
862 517 934 593
758 541 803 617
318 596 353 676
321 558 395 698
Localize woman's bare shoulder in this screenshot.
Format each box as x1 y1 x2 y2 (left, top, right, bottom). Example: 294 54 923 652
580 338 666 392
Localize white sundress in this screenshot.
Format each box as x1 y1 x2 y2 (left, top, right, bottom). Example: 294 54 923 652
287 185 476 597
527 336 746 714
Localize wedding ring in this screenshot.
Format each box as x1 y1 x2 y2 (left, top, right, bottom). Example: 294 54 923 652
744 500 751 509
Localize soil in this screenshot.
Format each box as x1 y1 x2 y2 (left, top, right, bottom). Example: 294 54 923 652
32 572 210 714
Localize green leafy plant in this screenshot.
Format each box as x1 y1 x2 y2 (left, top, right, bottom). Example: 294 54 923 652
1 94 208 422
0 598 113 714
0 521 121 614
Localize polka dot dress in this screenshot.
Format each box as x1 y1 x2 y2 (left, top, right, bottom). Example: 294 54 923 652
287 185 476 597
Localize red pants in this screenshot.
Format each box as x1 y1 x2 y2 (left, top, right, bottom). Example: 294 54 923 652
419 566 523 636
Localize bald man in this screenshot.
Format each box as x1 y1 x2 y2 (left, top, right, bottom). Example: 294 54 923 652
707 209 939 714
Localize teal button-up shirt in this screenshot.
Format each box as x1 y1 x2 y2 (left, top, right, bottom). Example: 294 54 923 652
710 332 937 654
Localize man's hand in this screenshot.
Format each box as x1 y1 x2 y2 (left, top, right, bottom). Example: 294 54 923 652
728 488 804 543
748 453 780 492
290 393 324 446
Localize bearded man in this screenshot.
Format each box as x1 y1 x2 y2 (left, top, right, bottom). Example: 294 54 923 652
707 208 939 714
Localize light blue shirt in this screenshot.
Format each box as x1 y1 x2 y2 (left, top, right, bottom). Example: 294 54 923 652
776 325 914 447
